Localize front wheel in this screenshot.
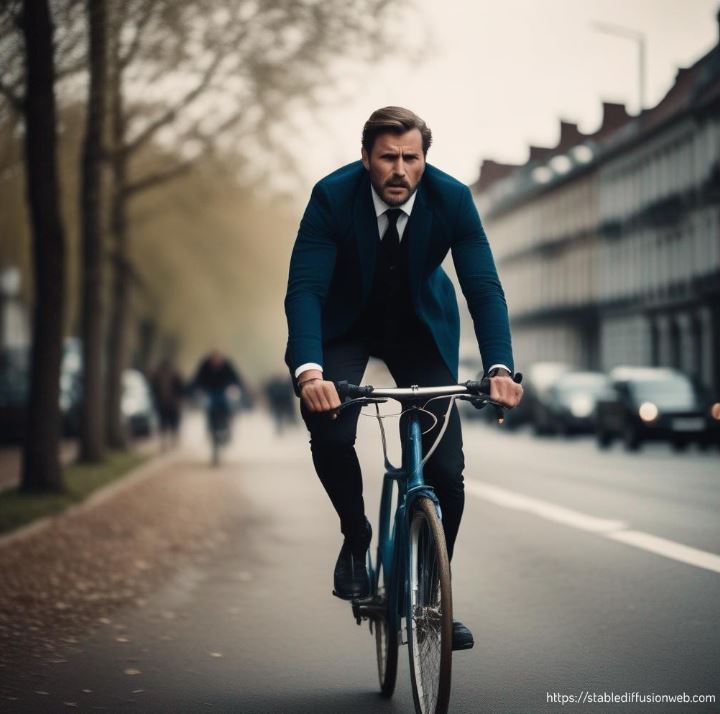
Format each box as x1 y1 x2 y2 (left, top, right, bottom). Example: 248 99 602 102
406 497 453 714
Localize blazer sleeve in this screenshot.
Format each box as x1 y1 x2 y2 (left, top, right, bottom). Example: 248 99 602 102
284 181 338 373
450 186 514 373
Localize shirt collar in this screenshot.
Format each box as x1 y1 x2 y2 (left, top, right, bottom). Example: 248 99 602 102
370 184 418 219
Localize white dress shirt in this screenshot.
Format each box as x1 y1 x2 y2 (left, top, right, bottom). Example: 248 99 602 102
295 185 510 380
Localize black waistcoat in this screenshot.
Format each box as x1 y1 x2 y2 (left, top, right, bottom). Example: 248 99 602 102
353 229 424 351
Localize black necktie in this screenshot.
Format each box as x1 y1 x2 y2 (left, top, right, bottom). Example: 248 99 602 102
382 209 402 268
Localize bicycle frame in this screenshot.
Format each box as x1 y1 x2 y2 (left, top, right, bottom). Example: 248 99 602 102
374 407 442 642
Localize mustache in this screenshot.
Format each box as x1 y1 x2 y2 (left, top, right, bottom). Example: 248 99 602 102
384 179 410 189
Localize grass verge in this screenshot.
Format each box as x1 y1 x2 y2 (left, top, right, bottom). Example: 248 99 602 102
0 451 147 536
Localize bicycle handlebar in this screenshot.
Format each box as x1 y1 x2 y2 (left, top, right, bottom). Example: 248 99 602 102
335 378 498 401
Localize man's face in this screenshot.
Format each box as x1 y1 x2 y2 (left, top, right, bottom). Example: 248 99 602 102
362 129 426 207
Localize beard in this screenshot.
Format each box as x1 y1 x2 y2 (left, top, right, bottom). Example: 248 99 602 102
372 176 418 207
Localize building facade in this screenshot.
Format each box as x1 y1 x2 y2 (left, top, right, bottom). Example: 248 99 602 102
472 28 720 392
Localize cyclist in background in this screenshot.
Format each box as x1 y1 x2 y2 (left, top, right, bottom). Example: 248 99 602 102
188 351 247 454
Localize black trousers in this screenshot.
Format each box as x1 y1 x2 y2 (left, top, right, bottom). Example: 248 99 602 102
300 327 465 560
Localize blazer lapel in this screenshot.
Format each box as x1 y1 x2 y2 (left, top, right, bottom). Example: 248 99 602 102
406 182 432 303
353 172 380 302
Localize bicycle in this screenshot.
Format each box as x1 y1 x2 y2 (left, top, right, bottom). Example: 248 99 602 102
204 388 233 467
333 374 521 714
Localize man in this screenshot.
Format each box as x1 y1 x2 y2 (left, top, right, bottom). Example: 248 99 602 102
284 107 522 651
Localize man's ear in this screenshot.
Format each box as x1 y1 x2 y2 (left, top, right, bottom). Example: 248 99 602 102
361 147 369 171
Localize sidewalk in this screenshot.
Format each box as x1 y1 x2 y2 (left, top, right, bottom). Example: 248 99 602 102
0 415 250 699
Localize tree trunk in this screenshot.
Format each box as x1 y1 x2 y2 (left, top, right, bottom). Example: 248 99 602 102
19 0 66 492
79 0 108 463
105 43 130 449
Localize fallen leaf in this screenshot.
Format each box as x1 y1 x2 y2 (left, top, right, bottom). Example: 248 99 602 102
124 668 142 676
115 636 129 643
99 617 112 625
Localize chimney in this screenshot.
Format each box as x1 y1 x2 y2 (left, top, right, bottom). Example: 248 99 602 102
594 102 631 138
556 120 585 150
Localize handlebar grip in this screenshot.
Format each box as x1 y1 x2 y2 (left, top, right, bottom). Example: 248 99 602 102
334 381 373 399
465 378 491 395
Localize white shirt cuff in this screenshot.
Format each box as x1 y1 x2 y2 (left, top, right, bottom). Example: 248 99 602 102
487 363 512 375
295 363 323 379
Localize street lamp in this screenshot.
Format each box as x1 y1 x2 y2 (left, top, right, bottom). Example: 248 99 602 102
592 21 647 113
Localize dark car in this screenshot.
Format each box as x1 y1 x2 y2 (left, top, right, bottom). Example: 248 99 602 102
0 347 30 443
520 361 573 434
595 367 720 451
545 371 611 436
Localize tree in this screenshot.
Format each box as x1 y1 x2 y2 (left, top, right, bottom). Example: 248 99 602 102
101 0 408 447
17 0 66 491
78 0 108 461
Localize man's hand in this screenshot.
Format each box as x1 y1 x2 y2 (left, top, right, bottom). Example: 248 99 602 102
488 368 523 408
298 369 342 417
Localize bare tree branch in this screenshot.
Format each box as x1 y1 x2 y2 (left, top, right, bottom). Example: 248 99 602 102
123 159 194 196
119 0 158 69
122 49 225 157
0 77 23 113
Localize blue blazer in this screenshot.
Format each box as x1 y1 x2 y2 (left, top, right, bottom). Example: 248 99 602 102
284 161 513 381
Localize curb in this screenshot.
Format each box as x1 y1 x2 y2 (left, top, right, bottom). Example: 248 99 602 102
0 449 182 550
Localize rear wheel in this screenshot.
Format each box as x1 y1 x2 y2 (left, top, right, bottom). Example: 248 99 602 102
374 562 398 697
406 497 452 714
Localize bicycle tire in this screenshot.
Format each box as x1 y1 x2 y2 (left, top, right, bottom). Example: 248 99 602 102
406 496 452 714
374 561 398 696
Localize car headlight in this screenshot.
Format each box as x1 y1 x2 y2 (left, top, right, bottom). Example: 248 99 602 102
569 395 594 418
711 402 720 421
638 401 659 422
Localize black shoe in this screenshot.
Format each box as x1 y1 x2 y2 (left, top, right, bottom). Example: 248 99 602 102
332 521 372 600
452 620 474 651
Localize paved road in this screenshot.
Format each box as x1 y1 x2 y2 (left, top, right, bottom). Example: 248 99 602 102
4 403 719 713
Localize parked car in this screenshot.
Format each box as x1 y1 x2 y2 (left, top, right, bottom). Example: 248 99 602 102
60 338 83 436
121 369 158 437
0 347 30 443
545 371 612 435
509 361 573 433
595 366 720 451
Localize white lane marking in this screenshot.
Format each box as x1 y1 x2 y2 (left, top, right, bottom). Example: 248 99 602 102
608 530 720 574
466 480 720 575
465 481 627 534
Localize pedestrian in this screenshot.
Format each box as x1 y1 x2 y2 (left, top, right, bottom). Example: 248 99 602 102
283 106 523 651
264 375 297 435
149 358 184 449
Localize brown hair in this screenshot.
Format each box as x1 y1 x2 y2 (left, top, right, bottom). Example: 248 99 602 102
361 106 432 156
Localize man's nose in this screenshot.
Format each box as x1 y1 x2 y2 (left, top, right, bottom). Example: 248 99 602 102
393 158 405 176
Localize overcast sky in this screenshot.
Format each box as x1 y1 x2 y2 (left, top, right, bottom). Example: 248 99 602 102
281 0 718 189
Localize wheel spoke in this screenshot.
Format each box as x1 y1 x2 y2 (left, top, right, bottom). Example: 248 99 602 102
408 500 450 714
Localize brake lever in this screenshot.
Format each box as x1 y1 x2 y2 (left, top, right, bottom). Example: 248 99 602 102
335 397 388 413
